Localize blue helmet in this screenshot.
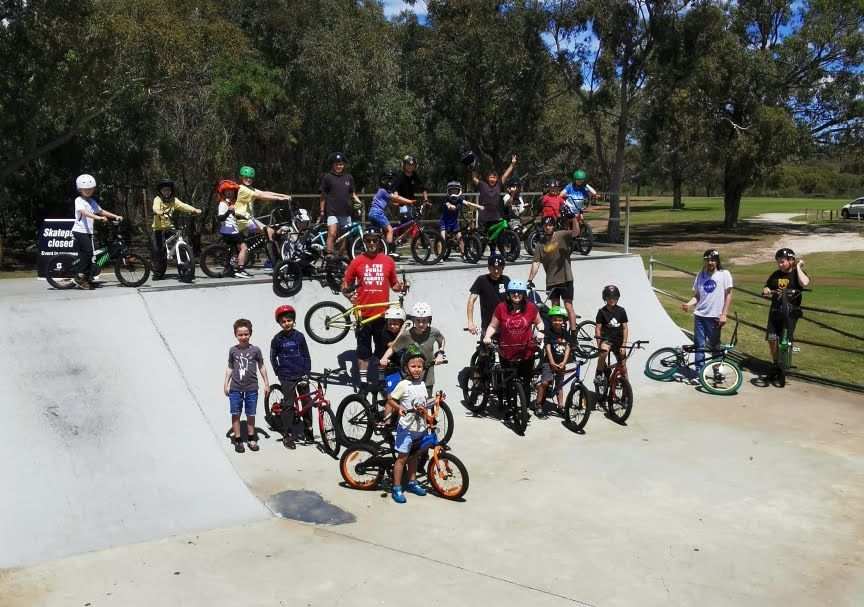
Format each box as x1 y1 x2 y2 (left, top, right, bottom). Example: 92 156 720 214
507 279 528 293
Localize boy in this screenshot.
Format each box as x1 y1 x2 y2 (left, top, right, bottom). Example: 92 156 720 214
215 180 252 277
379 302 446 398
471 155 517 253
394 154 430 223
368 170 415 252
541 179 565 220
270 305 312 450
762 247 810 378
535 306 571 417
224 318 270 453
387 347 431 504
151 179 202 280
236 165 292 267
439 181 482 254
561 169 597 235
71 174 123 290
594 285 629 387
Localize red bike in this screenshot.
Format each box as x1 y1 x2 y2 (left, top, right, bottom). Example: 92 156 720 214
264 369 340 458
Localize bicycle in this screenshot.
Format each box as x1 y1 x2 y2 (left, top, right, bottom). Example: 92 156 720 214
461 217 521 264
644 314 744 395
532 208 593 257
152 218 196 282
339 389 469 500
199 212 288 278
303 271 410 344
592 340 649 424
304 217 389 259
556 351 596 432
376 202 437 263
764 288 808 388
44 221 150 289
263 369 340 458
413 220 479 266
271 230 350 297
336 359 454 447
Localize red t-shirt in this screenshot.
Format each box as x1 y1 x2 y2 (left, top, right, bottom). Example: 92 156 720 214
493 301 539 361
344 253 398 318
541 194 564 219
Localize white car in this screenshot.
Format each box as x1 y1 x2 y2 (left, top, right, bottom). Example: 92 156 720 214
841 197 864 219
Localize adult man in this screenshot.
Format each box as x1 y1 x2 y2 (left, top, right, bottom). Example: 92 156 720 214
527 217 578 330
341 228 407 388
466 256 511 336
393 154 429 223
320 152 362 255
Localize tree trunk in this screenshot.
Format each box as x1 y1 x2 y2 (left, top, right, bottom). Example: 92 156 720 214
607 100 629 243
723 166 745 229
672 177 684 209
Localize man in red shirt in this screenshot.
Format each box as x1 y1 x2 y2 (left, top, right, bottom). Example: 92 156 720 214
341 228 407 388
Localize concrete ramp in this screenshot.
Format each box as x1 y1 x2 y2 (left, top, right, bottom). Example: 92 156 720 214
0 292 268 569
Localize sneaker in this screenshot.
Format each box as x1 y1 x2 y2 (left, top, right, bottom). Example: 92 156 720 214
283 434 296 450
233 438 245 453
247 435 259 451
263 261 273 269
389 251 401 260
304 427 315 444
406 480 427 496
151 275 166 281
534 405 546 419
235 270 253 279
391 486 407 504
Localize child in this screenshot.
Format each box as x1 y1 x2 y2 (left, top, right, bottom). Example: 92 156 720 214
503 177 527 218
151 179 202 280
224 318 270 453
541 179 565 221
440 181 482 254
270 305 312 450
379 302 445 398
535 306 571 417
368 170 415 253
71 174 123 290
761 247 810 378
387 346 431 504
594 285 629 387
215 180 252 277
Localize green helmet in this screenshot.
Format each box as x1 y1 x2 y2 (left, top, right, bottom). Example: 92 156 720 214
573 170 587 181
547 306 568 319
239 166 256 178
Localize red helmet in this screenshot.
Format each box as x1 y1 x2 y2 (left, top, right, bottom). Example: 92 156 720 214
275 305 296 321
217 179 240 194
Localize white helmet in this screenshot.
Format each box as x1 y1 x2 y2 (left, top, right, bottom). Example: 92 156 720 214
76 174 96 189
294 208 310 222
384 307 407 321
410 302 432 318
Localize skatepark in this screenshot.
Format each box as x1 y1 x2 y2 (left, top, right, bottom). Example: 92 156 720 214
2 253 862 606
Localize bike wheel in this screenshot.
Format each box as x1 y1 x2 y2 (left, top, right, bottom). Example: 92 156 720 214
319 407 340 458
44 254 78 289
497 228 521 262
265 240 279 267
325 256 350 294
644 347 682 380
264 384 286 433
272 260 303 297
575 222 593 255
462 367 489 414
564 383 591 432
114 251 151 287
607 377 633 423
200 244 232 278
177 243 195 282
436 400 455 446
573 321 599 359
304 301 352 344
699 360 744 395
427 452 469 500
511 382 530 434
411 229 441 265
525 229 540 257
340 444 384 490
462 234 483 264
336 393 374 445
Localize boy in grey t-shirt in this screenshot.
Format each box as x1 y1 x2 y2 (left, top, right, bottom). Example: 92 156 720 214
224 318 270 453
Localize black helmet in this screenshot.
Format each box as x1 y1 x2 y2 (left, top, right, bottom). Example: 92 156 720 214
402 154 418 166
363 226 383 240
703 249 720 261
157 179 174 191
460 150 477 167
401 344 426 368
487 255 505 268
602 285 621 300
542 216 556 228
328 151 346 165
506 177 523 188
775 247 795 260
379 170 397 191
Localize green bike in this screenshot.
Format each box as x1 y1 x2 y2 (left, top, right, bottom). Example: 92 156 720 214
462 217 521 264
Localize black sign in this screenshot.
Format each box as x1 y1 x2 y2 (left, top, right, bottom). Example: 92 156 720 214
37 219 76 278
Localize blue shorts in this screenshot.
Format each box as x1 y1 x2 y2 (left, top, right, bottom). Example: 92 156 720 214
439 219 460 233
394 426 426 454
368 211 390 229
228 390 258 416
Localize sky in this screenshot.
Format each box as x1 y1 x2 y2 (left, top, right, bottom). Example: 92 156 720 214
381 0 427 23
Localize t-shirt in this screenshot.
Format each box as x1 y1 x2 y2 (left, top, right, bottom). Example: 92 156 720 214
541 194 564 219
370 188 391 216
493 301 539 361
545 328 569 365
595 305 628 344
235 185 257 231
227 344 263 392
217 201 240 235
390 378 429 432
394 172 425 214
392 326 445 387
72 196 102 234
152 196 197 230
440 195 464 223
692 269 734 318
343 253 398 318
503 194 527 216
470 273 511 329
533 230 574 286
764 269 806 314
320 171 355 217
478 181 503 222
561 183 592 212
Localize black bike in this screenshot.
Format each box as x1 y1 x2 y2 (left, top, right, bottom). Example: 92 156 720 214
271 226 350 297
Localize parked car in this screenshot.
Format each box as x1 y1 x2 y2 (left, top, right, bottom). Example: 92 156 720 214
840 197 864 219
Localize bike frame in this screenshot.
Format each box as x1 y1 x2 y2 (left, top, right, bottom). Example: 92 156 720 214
597 341 647 400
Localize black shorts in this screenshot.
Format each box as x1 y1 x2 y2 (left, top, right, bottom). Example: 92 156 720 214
221 233 245 247
355 317 387 361
766 312 799 342
600 339 624 362
548 281 574 302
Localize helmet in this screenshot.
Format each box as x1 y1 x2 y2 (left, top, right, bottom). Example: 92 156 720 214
506 177 523 188
542 216 557 228
363 227 383 240
239 166 256 179
328 152 346 165
703 249 720 262
547 306 568 319
410 302 432 318
507 279 528 294
384 307 407 321
602 285 621 300
446 181 462 197
379 170 397 191
402 154 418 166
274 304 296 321
157 179 174 191
573 170 587 181
76 174 96 189
294 208 311 222
775 247 795 260
459 150 477 167
401 343 426 368
487 255 505 268
217 180 240 194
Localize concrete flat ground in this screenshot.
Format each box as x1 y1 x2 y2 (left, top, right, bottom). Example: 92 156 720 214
2 258 862 606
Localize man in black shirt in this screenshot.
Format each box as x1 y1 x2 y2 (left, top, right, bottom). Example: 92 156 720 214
319 151 362 255
393 154 429 223
466 256 511 335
